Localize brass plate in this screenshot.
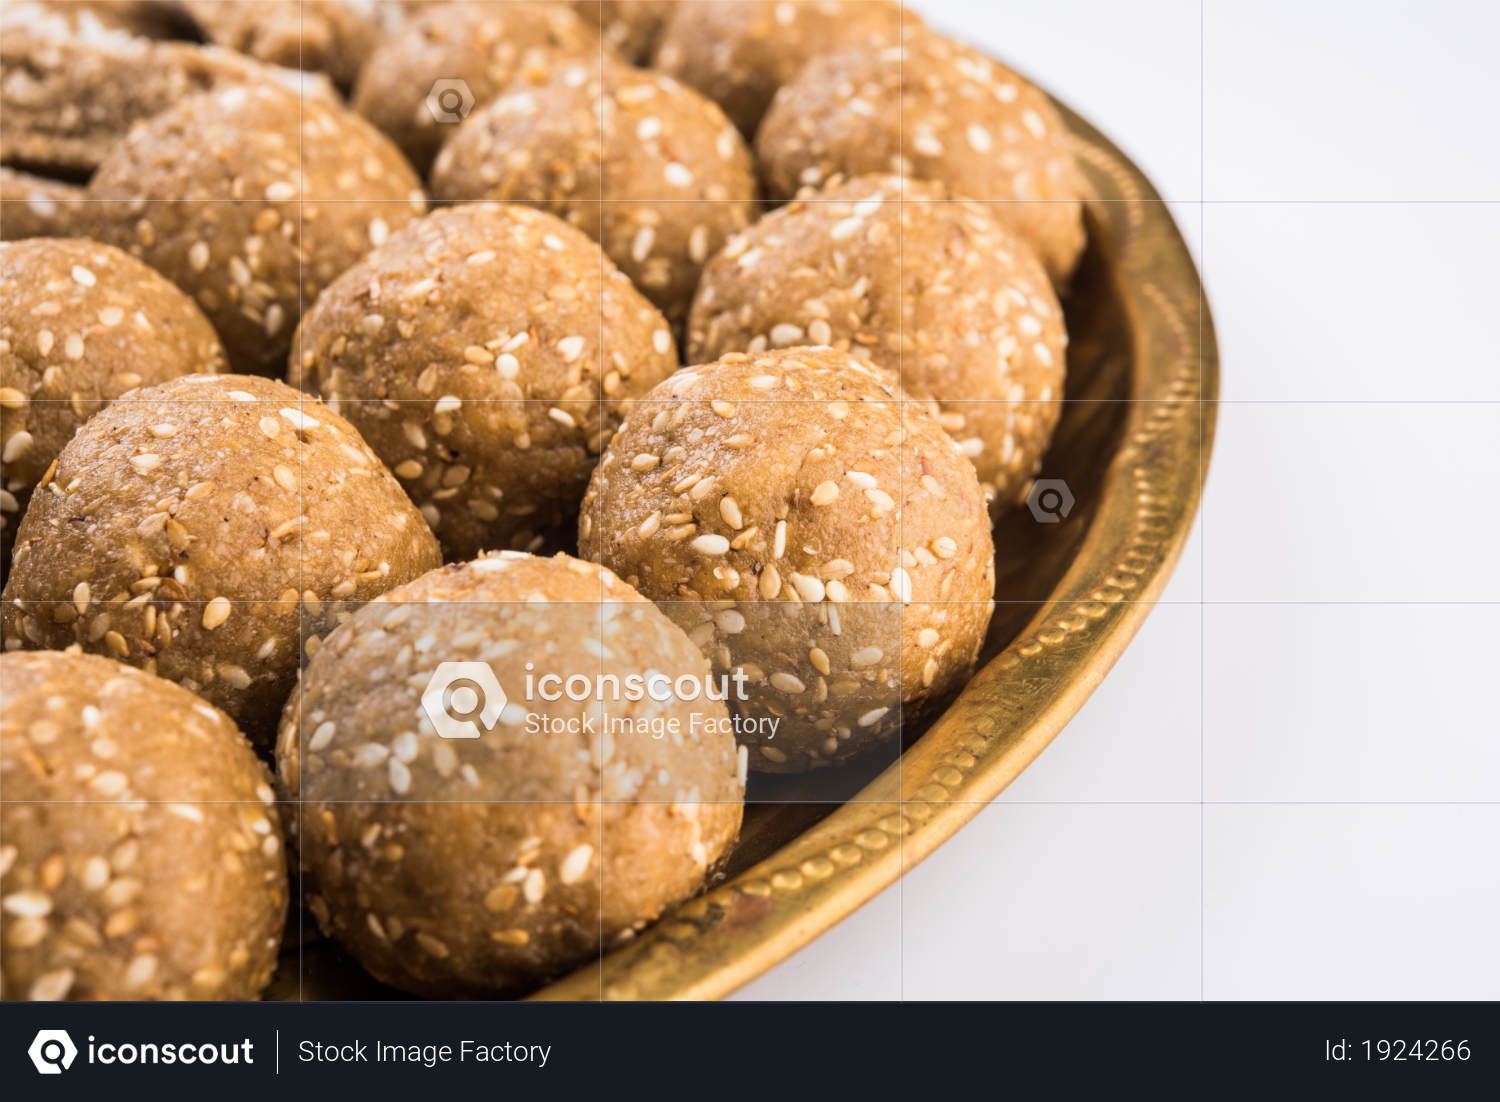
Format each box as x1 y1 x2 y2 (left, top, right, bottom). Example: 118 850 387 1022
273 99 1216 1002
531 101 1218 1001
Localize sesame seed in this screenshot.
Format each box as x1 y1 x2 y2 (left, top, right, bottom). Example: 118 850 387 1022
810 481 839 506
773 520 787 558
719 496 743 529
1022 108 1048 138
749 375 778 390
689 224 710 263
0 388 24 409
759 563 782 599
280 408 320 431
560 844 593 885
523 869 546 904
858 708 890 728
2 890 52 917
890 568 914 603
557 335 586 362
826 579 850 602
71 265 96 287
631 225 656 263
202 597 232 630
830 216 863 241
309 721 336 751
771 672 806 694
770 323 804 346
434 395 462 414
653 329 671 354
638 511 662 538
789 573 825 602
760 746 787 763
967 123 994 152
389 758 411 794
394 460 422 479
737 246 765 270
808 319 832 345
845 470 877 489
865 487 895 511
934 536 958 559
496 353 520 378
64 334 84 359
664 162 694 187
543 234 565 250
631 453 660 471
37 330 54 356
128 454 161 473
464 345 494 364
692 534 730 555
369 217 389 246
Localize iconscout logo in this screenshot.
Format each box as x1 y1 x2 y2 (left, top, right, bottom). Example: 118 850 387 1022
423 662 506 739
30 1030 78 1074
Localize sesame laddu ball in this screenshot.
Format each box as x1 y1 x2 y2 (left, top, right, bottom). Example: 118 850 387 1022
687 175 1066 512
653 0 919 139
84 81 425 376
1 238 224 581
431 60 756 323
0 650 287 1002
278 551 744 999
290 204 679 560
352 0 609 177
1 374 441 744
757 30 1086 286
572 0 678 64
182 0 381 88
579 347 995 773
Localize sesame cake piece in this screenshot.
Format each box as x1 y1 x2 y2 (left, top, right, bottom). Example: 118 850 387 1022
1 238 224 582
279 552 743 998
757 30 1086 285
0 4 336 174
571 0 677 63
352 0 610 177
687 175 1067 513
83 82 425 376
0 650 287 1002
653 0 919 139
182 0 381 88
0 168 85 242
580 347 995 773
1 374 441 744
431 59 756 323
290 204 679 560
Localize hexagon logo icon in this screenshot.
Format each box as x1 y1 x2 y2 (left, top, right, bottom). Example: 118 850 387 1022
422 661 505 739
425 78 475 124
29 1030 78 1074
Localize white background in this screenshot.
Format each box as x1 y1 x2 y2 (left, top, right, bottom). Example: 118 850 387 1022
733 0 1500 1000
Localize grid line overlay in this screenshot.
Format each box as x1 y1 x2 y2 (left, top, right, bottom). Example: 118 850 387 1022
5 1 1494 1007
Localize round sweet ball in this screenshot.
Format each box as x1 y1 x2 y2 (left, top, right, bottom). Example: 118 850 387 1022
182 0 381 88
687 175 1067 512
1 374 441 744
572 0 678 63
278 551 744 998
0 650 287 1002
653 0 918 138
84 82 426 376
757 30 1086 286
579 347 995 773
290 204 680 560
353 0 607 177
1 238 224 581
431 60 756 323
